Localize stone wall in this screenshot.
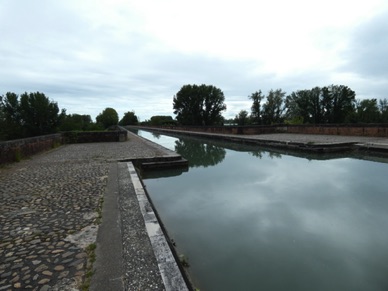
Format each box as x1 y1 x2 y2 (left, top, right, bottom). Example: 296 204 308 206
0 134 63 164
62 130 128 143
0 129 129 164
286 124 388 137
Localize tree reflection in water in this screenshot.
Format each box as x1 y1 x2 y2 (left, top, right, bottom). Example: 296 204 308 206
175 138 226 168
249 150 282 159
151 132 161 139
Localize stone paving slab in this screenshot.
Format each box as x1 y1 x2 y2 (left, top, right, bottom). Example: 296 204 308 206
0 131 170 291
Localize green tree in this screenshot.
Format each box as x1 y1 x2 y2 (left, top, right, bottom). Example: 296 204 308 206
285 85 356 124
355 99 380 123
249 90 264 124
149 115 175 126
0 92 23 140
262 89 286 124
309 86 325 123
0 102 4 140
234 110 250 126
18 92 61 137
96 107 119 128
173 84 227 125
322 85 356 123
285 87 324 124
379 98 388 122
119 111 138 126
285 90 310 123
59 113 94 131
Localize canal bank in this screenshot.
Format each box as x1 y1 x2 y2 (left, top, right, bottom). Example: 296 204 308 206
129 126 388 155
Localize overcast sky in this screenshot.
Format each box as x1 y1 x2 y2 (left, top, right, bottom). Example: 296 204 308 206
1 0 388 121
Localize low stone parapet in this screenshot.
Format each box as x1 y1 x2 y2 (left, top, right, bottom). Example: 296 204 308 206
0 128 129 164
62 130 128 143
0 133 63 164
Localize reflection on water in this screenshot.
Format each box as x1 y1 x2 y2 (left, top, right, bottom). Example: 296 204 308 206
151 132 161 139
249 150 282 159
175 138 226 168
137 130 388 291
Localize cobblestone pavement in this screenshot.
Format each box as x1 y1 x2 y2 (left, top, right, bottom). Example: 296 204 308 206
0 132 166 291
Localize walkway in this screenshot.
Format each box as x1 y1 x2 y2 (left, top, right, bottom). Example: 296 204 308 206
0 132 186 291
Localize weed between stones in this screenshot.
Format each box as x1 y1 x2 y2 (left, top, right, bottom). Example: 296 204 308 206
79 243 97 291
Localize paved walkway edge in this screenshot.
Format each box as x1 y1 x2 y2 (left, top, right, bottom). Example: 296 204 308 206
90 163 124 291
127 162 189 291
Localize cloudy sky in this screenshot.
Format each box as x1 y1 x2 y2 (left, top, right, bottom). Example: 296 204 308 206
1 0 388 121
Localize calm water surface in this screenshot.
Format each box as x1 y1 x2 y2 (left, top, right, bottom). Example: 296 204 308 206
137 130 388 291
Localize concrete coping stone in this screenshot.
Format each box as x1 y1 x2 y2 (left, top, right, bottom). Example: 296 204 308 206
126 162 189 291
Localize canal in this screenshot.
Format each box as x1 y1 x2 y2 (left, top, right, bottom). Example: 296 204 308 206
137 130 388 291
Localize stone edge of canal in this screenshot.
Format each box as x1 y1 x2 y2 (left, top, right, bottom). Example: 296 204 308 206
128 162 193 291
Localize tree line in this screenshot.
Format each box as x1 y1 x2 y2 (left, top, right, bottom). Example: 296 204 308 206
172 83 388 126
0 92 139 141
2 84 388 141
234 85 388 126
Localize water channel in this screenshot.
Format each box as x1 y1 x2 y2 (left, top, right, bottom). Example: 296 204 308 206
136 130 388 291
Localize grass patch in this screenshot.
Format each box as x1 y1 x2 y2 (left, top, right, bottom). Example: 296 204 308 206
86 243 97 263
79 194 103 290
14 148 22 162
52 141 62 148
179 254 190 267
79 243 97 291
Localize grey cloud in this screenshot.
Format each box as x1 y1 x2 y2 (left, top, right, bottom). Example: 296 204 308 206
2 1 388 121
342 10 388 79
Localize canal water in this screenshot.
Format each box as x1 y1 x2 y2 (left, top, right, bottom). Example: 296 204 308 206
137 130 388 291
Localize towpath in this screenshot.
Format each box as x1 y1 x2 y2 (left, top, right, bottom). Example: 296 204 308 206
0 132 178 291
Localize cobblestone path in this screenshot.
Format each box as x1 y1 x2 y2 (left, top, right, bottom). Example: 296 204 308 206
0 133 166 291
